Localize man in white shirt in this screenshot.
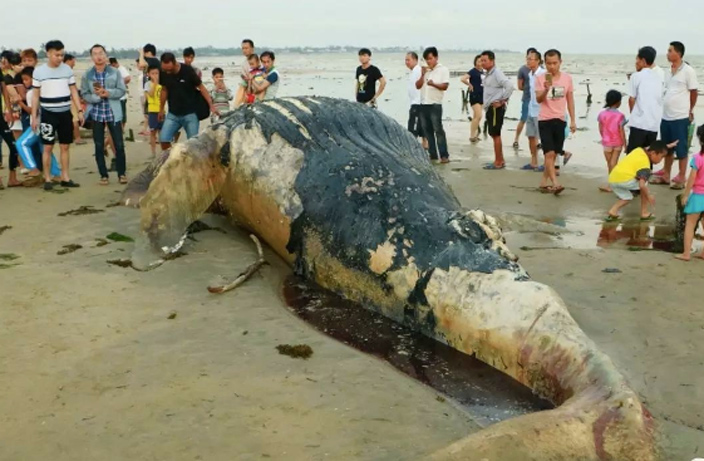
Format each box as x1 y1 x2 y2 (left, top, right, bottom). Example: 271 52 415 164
655 41 699 188
415 47 450 163
405 52 426 148
626 46 663 154
109 57 131 128
524 49 545 170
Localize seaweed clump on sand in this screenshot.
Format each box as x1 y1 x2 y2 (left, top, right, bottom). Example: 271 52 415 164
58 206 104 217
106 232 134 242
0 226 12 236
57 244 83 255
276 344 314 360
0 254 20 261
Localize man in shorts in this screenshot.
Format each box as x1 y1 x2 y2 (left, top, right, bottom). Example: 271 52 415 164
626 46 662 154
481 50 514 170
31 40 84 190
655 41 698 189
513 48 537 149
535 49 576 195
524 49 545 171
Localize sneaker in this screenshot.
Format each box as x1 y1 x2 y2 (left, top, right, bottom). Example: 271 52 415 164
43 182 54 191
60 180 80 188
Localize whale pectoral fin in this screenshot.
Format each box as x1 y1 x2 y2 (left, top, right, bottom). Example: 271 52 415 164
139 140 228 255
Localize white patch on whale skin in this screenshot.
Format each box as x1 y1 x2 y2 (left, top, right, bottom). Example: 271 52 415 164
229 121 304 219
261 101 312 140
279 97 313 114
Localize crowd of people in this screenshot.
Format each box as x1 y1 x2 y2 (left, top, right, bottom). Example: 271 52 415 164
393 42 700 260
2 38 703 260
0 38 280 190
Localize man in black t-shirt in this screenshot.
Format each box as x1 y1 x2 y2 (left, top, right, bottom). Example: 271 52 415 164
354 48 386 108
157 53 218 150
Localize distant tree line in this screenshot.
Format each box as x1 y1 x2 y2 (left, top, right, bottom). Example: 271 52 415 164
1 44 517 59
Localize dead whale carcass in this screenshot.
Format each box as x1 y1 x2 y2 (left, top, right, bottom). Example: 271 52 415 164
123 97 656 460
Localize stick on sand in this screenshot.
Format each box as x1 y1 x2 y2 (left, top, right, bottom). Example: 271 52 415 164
207 235 268 294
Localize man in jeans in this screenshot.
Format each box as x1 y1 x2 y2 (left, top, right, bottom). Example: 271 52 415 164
81 44 127 185
158 52 218 150
416 47 450 163
654 41 699 189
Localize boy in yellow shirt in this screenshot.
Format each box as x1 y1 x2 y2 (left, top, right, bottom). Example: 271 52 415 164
606 141 669 221
144 65 162 156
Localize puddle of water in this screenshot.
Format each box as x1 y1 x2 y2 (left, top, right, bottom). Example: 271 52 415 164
282 276 553 427
511 216 703 254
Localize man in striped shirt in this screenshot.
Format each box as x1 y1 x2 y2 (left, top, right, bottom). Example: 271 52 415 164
31 40 84 190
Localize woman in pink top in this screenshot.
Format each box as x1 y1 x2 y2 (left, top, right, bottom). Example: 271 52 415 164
535 49 576 196
676 125 704 261
597 90 627 192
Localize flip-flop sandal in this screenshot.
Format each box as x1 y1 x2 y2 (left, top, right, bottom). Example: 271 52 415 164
534 165 545 172
598 186 612 193
483 163 506 170
604 215 620 222
521 163 537 170
650 176 670 185
670 182 685 190
99 178 109 186
7 183 23 188
539 186 554 194
563 152 573 166
553 186 565 196
640 214 655 221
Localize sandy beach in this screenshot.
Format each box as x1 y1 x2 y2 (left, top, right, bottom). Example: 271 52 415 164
1 85 703 460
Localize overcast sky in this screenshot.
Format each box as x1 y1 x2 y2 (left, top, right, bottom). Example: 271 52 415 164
1 0 701 55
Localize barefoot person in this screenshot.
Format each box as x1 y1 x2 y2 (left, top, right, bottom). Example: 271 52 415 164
535 49 576 195
480 50 513 170
460 55 484 143
31 40 84 191
676 125 704 261
598 90 627 192
81 44 128 185
656 41 699 189
605 141 669 221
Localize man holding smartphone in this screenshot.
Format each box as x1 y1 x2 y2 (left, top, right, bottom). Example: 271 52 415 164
80 44 128 185
534 49 576 195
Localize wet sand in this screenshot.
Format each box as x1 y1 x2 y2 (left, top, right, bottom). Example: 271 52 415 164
0 107 702 460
